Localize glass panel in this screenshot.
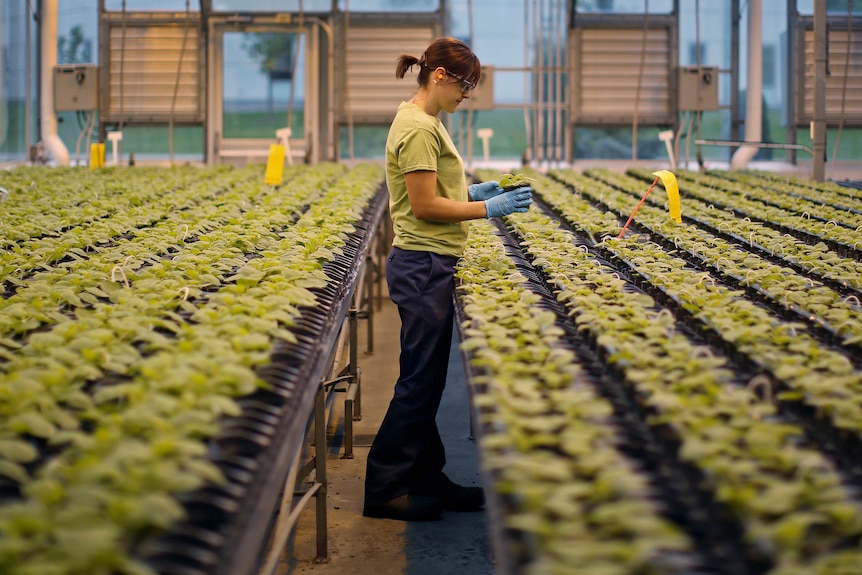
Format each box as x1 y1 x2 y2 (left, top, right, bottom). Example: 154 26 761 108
338 125 388 159
677 0 732 160
104 0 198 10
212 0 332 11
0 1 36 162
56 0 99 162
796 127 862 161
492 71 531 105
223 32 306 139
120 125 204 160
575 0 673 14
574 126 667 159
337 0 439 11
469 109 528 160
737 0 789 160
689 109 733 161
796 0 862 15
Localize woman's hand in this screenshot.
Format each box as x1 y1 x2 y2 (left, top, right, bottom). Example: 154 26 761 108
484 186 532 218
467 181 504 202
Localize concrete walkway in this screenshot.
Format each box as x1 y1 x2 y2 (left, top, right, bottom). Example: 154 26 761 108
283 287 494 575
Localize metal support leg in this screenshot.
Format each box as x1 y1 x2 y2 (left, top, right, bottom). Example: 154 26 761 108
349 304 361 421
313 387 328 562
364 255 375 354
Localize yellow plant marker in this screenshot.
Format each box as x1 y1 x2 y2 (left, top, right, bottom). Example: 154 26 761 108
618 169 681 238
264 144 286 185
89 143 105 169
652 169 682 223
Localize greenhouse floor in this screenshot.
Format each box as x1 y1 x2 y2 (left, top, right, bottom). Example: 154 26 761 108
282 284 494 575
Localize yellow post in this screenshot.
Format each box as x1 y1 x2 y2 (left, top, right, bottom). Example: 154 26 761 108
89 143 105 169
264 144 286 185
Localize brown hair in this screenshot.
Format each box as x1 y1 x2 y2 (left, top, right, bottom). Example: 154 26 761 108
395 37 481 88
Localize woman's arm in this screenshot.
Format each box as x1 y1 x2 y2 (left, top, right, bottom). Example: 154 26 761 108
405 170 487 222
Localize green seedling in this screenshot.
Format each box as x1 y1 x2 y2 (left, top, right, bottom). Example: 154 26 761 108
499 173 535 191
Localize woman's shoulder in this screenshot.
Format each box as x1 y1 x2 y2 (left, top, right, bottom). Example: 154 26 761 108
391 107 440 141
395 103 439 127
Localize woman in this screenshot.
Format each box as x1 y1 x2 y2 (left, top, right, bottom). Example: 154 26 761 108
363 37 533 522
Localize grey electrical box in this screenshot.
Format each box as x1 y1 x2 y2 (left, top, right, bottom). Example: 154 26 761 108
464 65 494 111
677 66 719 112
54 65 99 112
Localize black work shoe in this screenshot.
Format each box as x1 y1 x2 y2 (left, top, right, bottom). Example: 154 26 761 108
363 494 442 521
436 481 485 511
415 478 485 511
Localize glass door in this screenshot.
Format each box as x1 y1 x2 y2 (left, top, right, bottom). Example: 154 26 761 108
222 31 306 140
207 16 321 164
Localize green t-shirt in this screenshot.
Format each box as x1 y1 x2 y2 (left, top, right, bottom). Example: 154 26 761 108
385 102 469 258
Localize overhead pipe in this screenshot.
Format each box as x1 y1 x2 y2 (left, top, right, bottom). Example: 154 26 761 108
555 0 568 165
812 0 827 180
0 3 7 150
522 0 532 165
730 0 762 170
40 0 70 165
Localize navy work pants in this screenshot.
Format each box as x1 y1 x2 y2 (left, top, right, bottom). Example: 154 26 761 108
364 247 457 503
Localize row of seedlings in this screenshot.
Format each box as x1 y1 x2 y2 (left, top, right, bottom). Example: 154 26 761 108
142 161 388 573
562 168 862 437
665 170 862 233
726 170 862 203
1 165 245 279
483 168 862 574
624 168 862 261
590 169 862 292
0 163 385 575
456 217 696 575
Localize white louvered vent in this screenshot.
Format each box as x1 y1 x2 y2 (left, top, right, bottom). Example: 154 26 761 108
342 26 435 123
571 27 674 124
104 24 203 122
798 29 862 125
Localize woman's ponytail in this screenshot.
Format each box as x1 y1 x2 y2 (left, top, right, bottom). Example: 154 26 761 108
395 54 421 79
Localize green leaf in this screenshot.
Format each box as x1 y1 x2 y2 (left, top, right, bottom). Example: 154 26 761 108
0 460 30 484
0 439 39 463
9 412 56 439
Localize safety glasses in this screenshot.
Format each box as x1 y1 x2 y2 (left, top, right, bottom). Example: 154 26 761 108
445 69 477 93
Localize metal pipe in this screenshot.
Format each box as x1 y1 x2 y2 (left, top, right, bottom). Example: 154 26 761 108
695 138 813 155
731 0 740 145
523 0 532 164
730 0 763 169
560 0 566 163
314 383 328 561
345 0 353 160
811 0 826 181
40 0 70 165
25 1 33 158
531 0 540 162
0 4 9 151
563 0 571 162
294 16 335 161
785 0 796 164
538 0 546 164
551 0 562 163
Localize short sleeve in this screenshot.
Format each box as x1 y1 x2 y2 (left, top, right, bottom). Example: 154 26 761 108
396 127 440 174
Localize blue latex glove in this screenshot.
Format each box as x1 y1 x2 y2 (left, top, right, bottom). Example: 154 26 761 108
468 180 504 202
484 186 532 218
